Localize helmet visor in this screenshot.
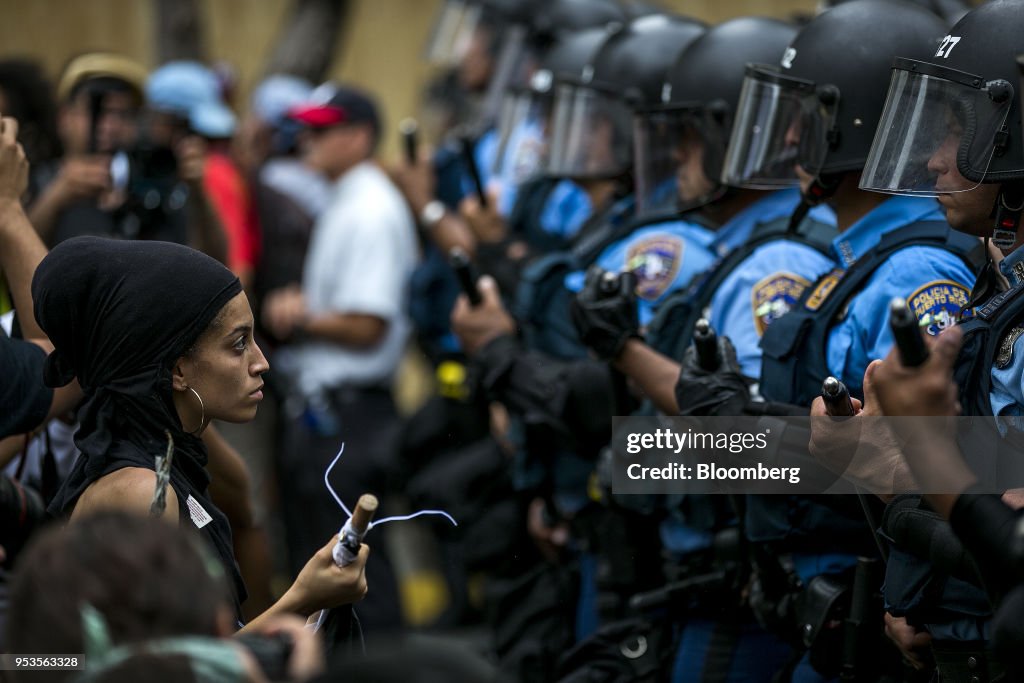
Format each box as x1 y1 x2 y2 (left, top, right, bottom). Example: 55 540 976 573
477 23 534 129
633 106 719 220
491 87 551 185
721 65 838 189
546 81 633 180
423 0 484 66
861 59 1014 195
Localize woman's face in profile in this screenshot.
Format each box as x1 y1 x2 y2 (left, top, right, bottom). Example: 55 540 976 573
179 292 269 424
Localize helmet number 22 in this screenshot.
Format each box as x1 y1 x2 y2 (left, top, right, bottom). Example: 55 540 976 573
935 35 961 59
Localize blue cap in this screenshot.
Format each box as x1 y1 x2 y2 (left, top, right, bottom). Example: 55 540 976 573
146 61 237 138
251 74 313 128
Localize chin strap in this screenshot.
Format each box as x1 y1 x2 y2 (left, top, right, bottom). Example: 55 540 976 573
992 183 1024 251
787 173 844 233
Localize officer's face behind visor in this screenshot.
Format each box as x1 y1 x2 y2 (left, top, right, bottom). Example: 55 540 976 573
860 58 1013 196
720 65 838 189
491 69 554 179
633 106 718 219
546 81 633 181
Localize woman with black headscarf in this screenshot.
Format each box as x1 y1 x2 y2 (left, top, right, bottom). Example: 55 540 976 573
32 235 369 631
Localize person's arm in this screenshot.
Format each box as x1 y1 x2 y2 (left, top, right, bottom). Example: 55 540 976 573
872 325 974 516
238 539 369 634
0 116 43 339
614 339 682 415
27 155 113 242
808 361 916 500
302 312 388 348
389 151 477 255
69 467 179 523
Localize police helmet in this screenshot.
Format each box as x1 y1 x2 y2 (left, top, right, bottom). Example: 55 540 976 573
720 0 947 190
633 17 798 218
491 1 627 176
546 13 706 181
860 0 1024 197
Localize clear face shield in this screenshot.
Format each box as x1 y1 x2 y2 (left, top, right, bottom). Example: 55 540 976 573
860 58 1015 195
633 106 722 219
423 0 485 66
477 23 536 130
546 80 634 180
720 65 839 189
491 68 555 184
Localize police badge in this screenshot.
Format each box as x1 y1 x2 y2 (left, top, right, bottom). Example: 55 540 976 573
752 272 811 336
907 280 971 336
626 237 684 301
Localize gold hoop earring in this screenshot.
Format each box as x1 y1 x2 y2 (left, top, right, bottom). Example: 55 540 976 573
183 386 206 435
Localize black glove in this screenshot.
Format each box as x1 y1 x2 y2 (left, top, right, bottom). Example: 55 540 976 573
675 335 750 415
570 266 641 361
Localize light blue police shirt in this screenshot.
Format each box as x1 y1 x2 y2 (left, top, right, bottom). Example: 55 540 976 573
824 196 976 398
564 219 718 327
709 189 837 378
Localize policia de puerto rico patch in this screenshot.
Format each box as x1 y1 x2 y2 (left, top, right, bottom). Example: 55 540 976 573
627 236 684 301
907 279 970 336
752 272 811 336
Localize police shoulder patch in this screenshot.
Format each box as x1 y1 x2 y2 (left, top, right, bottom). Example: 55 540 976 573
751 272 811 336
907 279 970 336
626 236 684 301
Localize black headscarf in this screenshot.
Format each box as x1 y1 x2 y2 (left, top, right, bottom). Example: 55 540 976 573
33 236 248 616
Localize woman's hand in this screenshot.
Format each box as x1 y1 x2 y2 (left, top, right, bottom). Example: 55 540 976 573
284 536 369 615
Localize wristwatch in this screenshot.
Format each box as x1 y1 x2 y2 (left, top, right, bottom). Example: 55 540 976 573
419 200 447 230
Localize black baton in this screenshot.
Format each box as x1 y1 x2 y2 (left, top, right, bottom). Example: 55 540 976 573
889 297 929 367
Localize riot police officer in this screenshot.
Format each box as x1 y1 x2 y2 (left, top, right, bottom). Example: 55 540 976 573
848 3 1024 679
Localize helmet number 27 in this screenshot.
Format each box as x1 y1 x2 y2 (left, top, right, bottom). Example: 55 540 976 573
935 35 961 59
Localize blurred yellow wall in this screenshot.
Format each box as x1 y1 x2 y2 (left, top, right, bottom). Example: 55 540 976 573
0 0 817 159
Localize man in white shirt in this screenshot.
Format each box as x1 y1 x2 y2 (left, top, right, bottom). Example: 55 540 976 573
265 84 417 632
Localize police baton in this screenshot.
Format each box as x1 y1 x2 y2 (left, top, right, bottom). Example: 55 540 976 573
889 297 929 368
821 376 855 417
693 318 720 372
839 557 882 682
449 247 482 306
820 377 887 560
459 135 489 209
399 118 419 165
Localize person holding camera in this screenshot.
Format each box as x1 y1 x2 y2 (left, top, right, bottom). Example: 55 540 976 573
27 53 226 262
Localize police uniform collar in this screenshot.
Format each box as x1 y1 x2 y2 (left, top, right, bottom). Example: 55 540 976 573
830 195 944 268
998 244 1024 287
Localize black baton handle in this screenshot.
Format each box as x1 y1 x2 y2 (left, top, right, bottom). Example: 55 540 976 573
693 318 720 372
822 376 855 417
459 135 489 208
450 247 482 306
399 118 419 165
889 297 929 368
